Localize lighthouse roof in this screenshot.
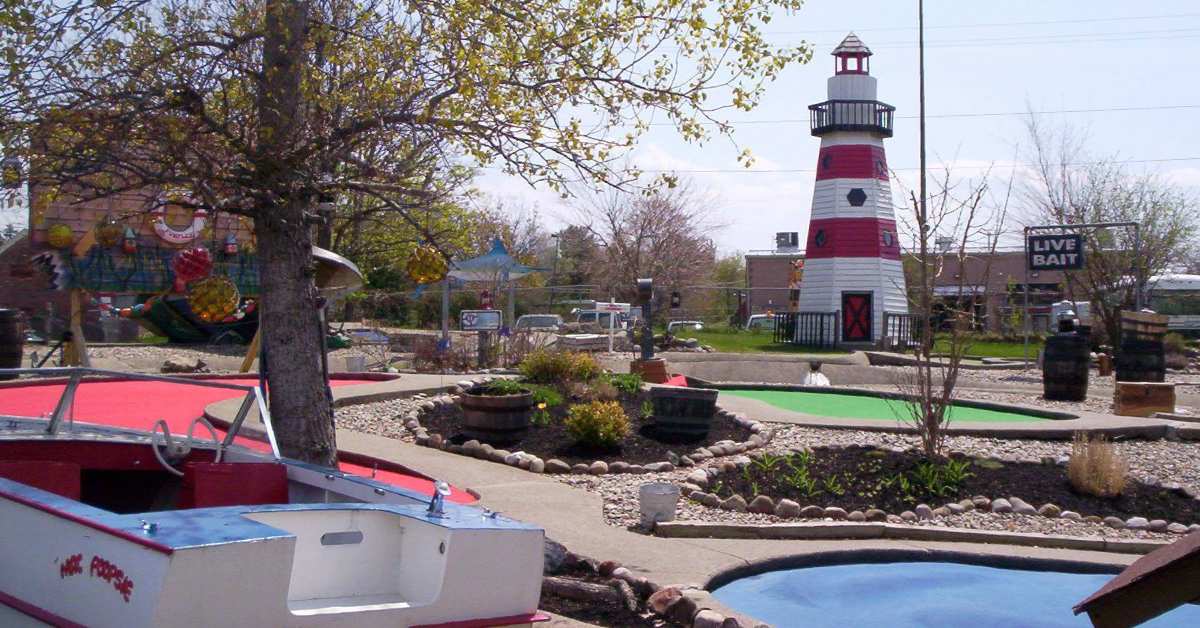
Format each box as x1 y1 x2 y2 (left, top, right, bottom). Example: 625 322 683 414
832 32 872 56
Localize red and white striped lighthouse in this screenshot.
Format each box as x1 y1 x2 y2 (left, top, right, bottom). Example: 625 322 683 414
796 33 907 344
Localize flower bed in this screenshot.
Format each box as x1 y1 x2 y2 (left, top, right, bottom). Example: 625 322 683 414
681 444 1199 533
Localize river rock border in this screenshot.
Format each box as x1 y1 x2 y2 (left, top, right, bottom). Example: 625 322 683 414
680 444 1200 536
394 380 773 475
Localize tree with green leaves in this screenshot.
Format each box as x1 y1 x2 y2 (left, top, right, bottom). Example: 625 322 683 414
3 0 810 464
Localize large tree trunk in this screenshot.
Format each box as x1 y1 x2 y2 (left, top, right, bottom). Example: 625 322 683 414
254 0 337 467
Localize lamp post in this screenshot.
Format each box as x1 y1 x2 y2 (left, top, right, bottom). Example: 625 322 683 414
550 232 561 310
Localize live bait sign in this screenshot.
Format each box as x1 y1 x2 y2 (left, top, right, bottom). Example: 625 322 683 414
1027 234 1084 271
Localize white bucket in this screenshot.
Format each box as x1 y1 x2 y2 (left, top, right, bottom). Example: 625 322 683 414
638 482 681 528
344 355 367 372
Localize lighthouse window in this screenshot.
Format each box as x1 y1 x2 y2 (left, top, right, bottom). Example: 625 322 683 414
846 188 867 207
882 231 894 247
814 230 827 248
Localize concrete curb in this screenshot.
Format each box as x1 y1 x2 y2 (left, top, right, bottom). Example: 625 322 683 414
863 351 1028 370
654 521 1170 554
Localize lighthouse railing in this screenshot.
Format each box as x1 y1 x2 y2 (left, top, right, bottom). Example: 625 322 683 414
774 311 840 349
808 100 895 137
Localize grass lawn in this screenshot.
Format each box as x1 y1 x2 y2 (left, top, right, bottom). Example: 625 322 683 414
676 327 850 355
932 334 1043 360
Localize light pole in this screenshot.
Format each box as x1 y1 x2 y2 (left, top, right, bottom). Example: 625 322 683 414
550 232 561 310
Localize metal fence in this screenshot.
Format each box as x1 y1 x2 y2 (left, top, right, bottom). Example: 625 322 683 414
774 312 840 349
882 311 917 351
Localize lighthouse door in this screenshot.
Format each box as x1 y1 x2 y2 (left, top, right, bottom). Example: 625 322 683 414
841 292 873 342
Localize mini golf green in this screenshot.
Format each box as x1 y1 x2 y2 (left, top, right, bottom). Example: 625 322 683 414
720 389 1048 423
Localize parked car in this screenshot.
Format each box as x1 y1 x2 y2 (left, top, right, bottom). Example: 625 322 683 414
514 314 563 331
746 314 776 332
666 320 704 334
573 310 627 330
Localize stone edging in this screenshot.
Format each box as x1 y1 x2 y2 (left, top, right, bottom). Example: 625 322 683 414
677 444 1200 536
653 520 1171 555
397 379 772 475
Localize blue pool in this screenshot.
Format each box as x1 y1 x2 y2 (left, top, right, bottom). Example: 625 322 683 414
712 561 1200 628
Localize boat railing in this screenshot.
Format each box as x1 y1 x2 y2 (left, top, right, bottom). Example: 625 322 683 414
0 367 279 460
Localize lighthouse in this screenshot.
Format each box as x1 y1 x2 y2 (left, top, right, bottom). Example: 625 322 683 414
795 33 907 345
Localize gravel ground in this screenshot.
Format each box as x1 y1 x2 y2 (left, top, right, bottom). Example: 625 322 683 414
334 397 423 442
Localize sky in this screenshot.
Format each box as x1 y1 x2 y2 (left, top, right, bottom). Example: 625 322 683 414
474 0 1200 255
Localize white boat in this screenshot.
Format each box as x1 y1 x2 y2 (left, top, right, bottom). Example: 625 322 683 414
0 368 547 627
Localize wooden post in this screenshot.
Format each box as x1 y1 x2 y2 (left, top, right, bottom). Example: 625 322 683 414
240 328 262 373
65 289 90 367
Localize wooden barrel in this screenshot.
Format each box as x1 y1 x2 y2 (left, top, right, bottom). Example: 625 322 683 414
1120 310 1168 343
1042 334 1090 401
458 388 534 445
630 358 669 384
0 309 22 380
1116 339 1165 383
650 386 719 443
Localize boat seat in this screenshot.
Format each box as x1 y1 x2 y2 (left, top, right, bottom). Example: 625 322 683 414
178 462 289 509
0 460 82 500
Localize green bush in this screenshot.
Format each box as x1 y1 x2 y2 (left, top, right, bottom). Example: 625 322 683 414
528 384 565 408
477 379 528 396
564 401 630 449
519 350 600 383
1164 332 1188 355
603 372 643 396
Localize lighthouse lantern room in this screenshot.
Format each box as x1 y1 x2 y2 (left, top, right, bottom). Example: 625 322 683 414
795 33 907 345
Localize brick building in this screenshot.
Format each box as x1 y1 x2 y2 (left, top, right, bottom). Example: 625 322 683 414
744 251 803 315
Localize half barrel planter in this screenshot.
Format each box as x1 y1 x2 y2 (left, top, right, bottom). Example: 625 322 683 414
458 386 535 445
650 386 720 442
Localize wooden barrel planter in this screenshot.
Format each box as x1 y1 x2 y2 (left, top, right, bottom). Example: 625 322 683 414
458 386 534 445
1116 310 1168 383
650 386 719 443
0 310 22 380
1042 334 1090 401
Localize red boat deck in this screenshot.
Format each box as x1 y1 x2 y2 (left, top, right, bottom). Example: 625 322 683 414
0 377 474 503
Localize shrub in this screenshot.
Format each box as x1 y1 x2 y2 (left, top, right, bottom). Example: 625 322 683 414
1067 433 1128 497
1164 332 1188 355
528 384 564 408
519 350 600 383
564 401 630 449
475 379 528 396
604 372 644 396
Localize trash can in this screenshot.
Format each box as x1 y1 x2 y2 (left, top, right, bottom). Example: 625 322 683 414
638 482 681 528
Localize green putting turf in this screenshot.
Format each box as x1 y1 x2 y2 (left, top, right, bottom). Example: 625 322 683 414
721 389 1048 423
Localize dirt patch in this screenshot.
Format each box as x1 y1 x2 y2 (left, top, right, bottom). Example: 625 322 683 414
716 446 1199 523
423 393 752 466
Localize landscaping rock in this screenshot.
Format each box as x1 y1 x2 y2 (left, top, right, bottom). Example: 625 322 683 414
545 459 570 474
1168 523 1190 534
429 434 444 449
1125 517 1149 530
1191 524 1200 533
1059 510 1082 521
914 504 934 520
775 499 802 518
1037 504 1062 518
679 455 695 467
648 587 682 614
972 496 991 511
543 539 569 574
598 561 618 577
932 507 951 517
571 463 591 474
824 506 848 520
693 610 726 628
990 498 1013 514
479 444 495 459
847 510 866 522
719 495 748 512
493 449 512 463
900 511 917 522
945 502 965 514
748 495 775 514
1103 516 1126 529
666 596 702 626
957 499 975 512
589 461 609 475
800 505 825 518
529 458 545 474
608 461 631 474
865 508 888 522
463 440 481 455
699 492 721 508
1149 519 1168 532
646 462 676 473
1009 497 1037 516
679 483 700 496
1084 515 1103 524
686 470 709 488
628 464 647 474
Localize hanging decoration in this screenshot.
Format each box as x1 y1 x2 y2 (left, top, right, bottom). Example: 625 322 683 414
47 223 74 249
406 244 448 284
223 234 238 255
122 227 138 254
95 214 124 247
171 247 213 283
152 191 207 245
188 276 240 323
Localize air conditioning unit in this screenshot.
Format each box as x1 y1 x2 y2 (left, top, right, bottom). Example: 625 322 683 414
775 231 799 251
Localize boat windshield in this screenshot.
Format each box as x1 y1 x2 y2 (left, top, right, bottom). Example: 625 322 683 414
0 367 278 460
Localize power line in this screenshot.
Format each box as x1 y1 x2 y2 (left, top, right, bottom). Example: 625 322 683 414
762 12 1200 36
632 156 1200 175
645 104 1200 128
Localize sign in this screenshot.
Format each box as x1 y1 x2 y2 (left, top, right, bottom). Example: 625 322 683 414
460 309 502 331
593 301 631 313
1027 234 1084 271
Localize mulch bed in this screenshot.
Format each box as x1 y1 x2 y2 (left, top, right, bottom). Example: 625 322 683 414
717 446 1200 523
424 393 753 466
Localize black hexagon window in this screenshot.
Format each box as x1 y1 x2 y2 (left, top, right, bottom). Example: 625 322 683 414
847 188 867 207
821 154 833 171
813 229 827 247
